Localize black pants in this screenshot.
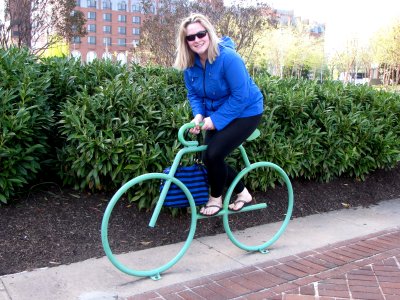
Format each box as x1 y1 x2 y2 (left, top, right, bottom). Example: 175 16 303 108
202 114 262 198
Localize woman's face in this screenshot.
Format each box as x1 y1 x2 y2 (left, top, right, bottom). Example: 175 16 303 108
185 22 210 60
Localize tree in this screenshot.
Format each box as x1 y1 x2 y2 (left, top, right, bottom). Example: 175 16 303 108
137 0 191 66
253 26 293 77
209 2 276 62
0 0 86 54
330 38 373 83
255 24 325 79
138 0 275 66
371 20 400 85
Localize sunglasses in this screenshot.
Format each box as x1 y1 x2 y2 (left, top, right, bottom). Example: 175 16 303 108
186 30 208 42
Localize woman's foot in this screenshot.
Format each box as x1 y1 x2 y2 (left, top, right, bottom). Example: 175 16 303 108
199 196 222 216
228 188 253 211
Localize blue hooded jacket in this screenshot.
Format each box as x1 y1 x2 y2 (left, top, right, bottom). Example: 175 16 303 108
183 36 264 130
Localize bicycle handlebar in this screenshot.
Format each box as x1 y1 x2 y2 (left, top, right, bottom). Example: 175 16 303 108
178 122 204 147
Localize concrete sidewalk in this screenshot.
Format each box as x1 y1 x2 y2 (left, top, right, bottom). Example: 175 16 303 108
1 198 399 300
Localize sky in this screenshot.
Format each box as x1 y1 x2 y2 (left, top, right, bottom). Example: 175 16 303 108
270 0 400 54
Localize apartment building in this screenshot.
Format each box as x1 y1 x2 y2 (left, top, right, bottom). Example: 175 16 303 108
72 0 154 63
275 9 325 37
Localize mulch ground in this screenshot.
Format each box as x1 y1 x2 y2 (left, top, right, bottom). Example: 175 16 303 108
1 164 400 276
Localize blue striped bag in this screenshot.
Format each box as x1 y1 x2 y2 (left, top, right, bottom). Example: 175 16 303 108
161 164 209 208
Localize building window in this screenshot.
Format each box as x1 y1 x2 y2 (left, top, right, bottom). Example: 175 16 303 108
87 24 96 32
132 39 139 47
72 36 81 44
117 52 127 64
87 11 96 20
131 1 141 12
103 37 111 46
118 1 127 11
102 1 111 9
132 16 141 24
132 27 140 35
118 26 126 35
103 13 112 21
117 38 126 46
103 52 112 60
88 36 96 44
71 50 81 60
87 0 96 8
103 25 111 33
87 51 97 63
32 20 40 29
75 1 81 7
146 1 156 14
118 15 126 22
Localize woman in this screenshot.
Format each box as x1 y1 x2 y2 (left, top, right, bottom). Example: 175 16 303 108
174 13 264 216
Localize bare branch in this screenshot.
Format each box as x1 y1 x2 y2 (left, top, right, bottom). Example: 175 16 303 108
1 0 86 54
138 0 276 66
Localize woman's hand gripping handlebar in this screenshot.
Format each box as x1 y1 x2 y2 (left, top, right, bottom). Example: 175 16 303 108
178 122 204 147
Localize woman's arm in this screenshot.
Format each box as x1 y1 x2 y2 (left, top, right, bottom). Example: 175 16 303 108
210 52 250 130
183 71 205 117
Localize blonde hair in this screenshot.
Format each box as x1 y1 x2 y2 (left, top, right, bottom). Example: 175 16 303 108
173 13 220 70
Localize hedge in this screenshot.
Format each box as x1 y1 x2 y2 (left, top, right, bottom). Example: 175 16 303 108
1 48 399 209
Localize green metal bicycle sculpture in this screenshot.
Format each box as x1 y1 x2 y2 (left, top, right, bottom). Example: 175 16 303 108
101 122 294 280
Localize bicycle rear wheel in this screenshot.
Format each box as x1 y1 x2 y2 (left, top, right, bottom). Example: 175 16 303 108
223 162 294 252
101 173 197 279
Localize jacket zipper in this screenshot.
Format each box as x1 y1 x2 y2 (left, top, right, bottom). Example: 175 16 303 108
202 63 214 111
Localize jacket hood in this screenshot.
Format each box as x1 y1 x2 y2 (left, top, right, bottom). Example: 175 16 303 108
219 36 236 50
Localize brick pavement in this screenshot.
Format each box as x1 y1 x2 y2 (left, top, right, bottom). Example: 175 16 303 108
127 227 400 300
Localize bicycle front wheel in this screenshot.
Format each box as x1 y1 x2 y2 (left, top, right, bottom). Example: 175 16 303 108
101 173 198 279
223 162 294 252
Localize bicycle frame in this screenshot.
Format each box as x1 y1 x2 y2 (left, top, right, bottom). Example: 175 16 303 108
101 122 294 280
149 122 266 228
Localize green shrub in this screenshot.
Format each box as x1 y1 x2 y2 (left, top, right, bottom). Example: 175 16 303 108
0 48 54 203
2 50 399 210
59 69 400 209
57 64 189 209
38 57 128 170
253 77 400 186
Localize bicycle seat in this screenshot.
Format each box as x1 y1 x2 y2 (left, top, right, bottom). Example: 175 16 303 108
246 129 260 141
